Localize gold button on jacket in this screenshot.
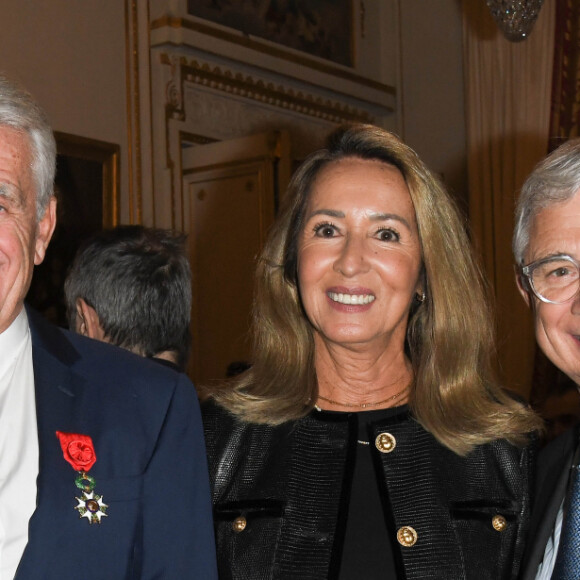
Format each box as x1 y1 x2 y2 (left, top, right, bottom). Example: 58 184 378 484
375 432 396 453
232 516 247 533
492 515 507 532
397 526 418 547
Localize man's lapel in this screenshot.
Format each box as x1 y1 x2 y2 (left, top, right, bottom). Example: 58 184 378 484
28 307 84 459
16 309 87 577
520 427 578 580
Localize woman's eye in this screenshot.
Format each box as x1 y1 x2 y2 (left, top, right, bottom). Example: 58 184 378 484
376 228 400 242
313 223 337 238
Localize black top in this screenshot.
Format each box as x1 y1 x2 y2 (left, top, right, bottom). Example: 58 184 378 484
338 406 405 579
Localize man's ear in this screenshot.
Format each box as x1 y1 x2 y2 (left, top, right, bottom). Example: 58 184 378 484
515 270 531 308
34 196 57 266
75 298 107 342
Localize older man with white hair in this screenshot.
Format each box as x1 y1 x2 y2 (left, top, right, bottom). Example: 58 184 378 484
0 74 217 579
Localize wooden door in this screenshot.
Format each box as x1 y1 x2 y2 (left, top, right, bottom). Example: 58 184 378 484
182 131 290 387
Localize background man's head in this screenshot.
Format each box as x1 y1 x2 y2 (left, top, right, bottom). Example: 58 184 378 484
0 74 57 333
65 225 192 370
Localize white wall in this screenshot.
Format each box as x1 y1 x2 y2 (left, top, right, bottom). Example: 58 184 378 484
0 0 468 222
0 1 130 220
398 0 467 208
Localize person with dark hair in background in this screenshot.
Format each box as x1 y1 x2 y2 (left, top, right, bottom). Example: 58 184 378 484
65 225 192 372
0 73 217 578
515 139 580 580
202 124 541 579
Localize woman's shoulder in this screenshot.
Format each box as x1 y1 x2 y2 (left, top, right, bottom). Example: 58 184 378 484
200 398 285 449
465 431 537 483
404 412 537 473
200 398 234 424
201 399 247 442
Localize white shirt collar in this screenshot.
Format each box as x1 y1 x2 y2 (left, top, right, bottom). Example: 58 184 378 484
0 309 28 375
0 305 38 579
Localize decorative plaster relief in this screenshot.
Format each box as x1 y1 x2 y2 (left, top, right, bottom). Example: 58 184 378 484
162 55 373 126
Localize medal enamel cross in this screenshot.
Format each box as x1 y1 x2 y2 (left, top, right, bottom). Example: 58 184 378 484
74 472 108 523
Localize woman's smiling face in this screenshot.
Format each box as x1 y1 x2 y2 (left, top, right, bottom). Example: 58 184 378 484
297 157 423 351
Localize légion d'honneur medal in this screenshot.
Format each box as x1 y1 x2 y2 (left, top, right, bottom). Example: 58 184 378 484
56 431 108 524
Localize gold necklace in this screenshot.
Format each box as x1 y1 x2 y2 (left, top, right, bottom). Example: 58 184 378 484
317 384 410 409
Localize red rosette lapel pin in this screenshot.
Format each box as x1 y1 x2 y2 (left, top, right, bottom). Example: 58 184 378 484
56 431 108 524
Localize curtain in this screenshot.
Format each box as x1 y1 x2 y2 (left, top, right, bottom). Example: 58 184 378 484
462 0 556 398
549 0 580 149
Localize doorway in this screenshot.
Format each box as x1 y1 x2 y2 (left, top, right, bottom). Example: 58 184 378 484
182 131 291 387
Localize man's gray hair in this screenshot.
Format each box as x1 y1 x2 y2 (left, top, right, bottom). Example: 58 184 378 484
513 138 580 265
0 74 56 219
64 225 193 370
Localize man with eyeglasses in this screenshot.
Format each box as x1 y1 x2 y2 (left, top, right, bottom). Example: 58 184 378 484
516 139 580 580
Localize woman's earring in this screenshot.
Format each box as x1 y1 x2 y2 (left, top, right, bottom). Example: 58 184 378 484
416 291 426 303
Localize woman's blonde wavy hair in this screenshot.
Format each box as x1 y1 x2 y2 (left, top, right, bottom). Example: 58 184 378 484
208 124 541 455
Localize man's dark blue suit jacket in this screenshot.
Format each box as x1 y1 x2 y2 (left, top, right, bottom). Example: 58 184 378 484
14 307 218 579
520 426 578 579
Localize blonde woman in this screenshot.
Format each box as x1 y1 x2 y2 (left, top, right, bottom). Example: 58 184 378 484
203 124 540 579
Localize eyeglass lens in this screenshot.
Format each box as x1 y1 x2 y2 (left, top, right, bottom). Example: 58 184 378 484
530 258 580 303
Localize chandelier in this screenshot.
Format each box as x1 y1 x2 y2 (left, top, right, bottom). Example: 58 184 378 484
485 0 545 42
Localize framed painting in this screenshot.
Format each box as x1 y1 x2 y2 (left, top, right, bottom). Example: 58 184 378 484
26 133 120 327
187 0 353 67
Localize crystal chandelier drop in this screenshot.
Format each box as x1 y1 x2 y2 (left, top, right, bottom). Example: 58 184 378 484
485 0 545 42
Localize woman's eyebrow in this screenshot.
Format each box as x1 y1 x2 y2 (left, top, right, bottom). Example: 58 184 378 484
369 212 412 230
306 209 344 219
305 209 412 231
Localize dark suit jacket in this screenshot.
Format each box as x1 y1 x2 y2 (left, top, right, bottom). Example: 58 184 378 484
520 426 578 580
14 307 218 579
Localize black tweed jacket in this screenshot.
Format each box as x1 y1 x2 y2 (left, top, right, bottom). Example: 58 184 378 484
202 401 535 580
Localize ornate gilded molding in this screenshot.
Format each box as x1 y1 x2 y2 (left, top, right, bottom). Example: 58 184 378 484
152 15 395 98
160 54 373 124
125 0 143 223
180 131 219 146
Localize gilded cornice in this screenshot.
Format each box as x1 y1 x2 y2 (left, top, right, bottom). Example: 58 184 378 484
151 15 395 98
160 54 373 124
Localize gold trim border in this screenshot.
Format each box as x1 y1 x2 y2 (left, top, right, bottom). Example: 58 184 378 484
125 0 145 224
162 55 374 124
151 15 395 98
181 131 219 146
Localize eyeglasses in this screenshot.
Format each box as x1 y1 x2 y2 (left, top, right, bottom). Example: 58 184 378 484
521 254 580 304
